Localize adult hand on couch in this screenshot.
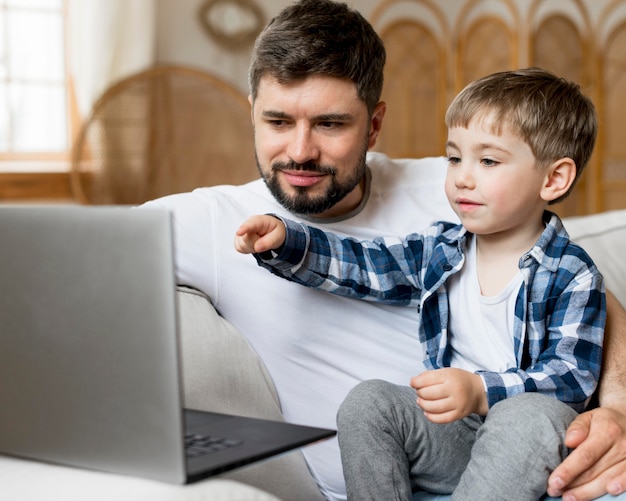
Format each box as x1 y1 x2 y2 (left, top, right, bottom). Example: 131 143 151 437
548 291 626 500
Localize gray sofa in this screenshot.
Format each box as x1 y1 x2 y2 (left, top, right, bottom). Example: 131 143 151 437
178 209 626 501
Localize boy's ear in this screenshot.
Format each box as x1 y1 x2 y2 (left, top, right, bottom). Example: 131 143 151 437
540 158 577 202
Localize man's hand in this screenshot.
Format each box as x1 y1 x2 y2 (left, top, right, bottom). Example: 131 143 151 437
549 291 626 500
547 407 626 500
410 368 488 423
235 215 286 254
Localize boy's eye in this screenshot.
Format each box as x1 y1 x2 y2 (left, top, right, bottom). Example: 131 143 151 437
482 158 499 167
446 156 461 165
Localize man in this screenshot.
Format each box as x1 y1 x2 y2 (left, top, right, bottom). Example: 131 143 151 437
143 1 626 499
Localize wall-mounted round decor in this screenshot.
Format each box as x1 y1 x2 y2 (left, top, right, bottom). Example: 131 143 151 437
197 0 265 50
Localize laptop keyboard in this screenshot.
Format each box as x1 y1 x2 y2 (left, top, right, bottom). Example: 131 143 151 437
184 433 243 457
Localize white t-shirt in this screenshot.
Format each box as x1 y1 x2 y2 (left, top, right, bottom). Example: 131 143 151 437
143 152 456 501
448 235 520 374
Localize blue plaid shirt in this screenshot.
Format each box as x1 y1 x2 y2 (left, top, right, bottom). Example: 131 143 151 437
256 211 605 411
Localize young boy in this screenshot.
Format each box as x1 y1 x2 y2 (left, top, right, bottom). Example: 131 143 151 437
234 68 606 500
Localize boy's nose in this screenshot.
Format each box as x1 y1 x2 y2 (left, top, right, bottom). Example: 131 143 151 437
454 163 475 189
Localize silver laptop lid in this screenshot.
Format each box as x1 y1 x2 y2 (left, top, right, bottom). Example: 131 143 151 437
0 206 186 483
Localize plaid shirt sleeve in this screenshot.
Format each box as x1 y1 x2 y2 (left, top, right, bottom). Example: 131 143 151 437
478 244 606 412
254 216 429 305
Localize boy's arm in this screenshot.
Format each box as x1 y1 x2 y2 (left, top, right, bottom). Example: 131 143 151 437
250 217 427 304
547 290 626 500
235 214 286 254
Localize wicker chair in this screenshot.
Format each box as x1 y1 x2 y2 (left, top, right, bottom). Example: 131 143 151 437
71 65 256 205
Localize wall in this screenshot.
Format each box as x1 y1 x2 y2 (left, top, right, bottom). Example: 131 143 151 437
155 0 616 95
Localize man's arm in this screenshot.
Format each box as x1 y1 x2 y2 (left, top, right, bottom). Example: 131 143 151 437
547 290 626 499
597 290 626 408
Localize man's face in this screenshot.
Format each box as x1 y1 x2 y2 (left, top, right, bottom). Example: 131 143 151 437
250 75 384 218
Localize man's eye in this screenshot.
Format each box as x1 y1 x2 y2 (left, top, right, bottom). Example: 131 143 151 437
318 122 342 129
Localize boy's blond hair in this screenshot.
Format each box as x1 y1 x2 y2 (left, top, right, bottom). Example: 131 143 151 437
445 68 597 203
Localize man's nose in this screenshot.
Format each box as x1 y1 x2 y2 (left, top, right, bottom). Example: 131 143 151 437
286 125 320 164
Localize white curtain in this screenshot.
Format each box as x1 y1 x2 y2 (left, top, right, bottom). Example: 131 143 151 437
68 0 157 118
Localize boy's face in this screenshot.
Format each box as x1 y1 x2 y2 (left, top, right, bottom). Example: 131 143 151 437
250 74 384 218
444 111 548 238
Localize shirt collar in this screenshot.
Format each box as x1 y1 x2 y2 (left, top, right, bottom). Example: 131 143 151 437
522 211 568 272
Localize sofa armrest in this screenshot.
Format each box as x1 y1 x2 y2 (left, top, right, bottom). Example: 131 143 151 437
177 285 282 419
176 285 325 501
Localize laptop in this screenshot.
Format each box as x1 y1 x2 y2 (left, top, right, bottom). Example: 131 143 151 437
0 205 335 484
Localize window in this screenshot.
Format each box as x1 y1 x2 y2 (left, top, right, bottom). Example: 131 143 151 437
0 0 68 164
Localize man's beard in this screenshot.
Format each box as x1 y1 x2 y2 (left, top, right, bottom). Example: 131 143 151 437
256 148 368 215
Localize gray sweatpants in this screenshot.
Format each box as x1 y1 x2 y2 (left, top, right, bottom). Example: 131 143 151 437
337 379 578 501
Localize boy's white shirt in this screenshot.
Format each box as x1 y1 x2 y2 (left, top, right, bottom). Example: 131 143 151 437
448 235 520 374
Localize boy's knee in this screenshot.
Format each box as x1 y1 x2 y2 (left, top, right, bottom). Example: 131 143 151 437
337 379 408 428
481 393 578 451
489 393 577 426
338 379 392 421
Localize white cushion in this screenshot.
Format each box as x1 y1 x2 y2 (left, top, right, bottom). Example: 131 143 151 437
0 455 280 501
564 209 626 306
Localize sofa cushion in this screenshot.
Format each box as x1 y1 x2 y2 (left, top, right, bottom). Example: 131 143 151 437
563 209 626 306
0 455 281 501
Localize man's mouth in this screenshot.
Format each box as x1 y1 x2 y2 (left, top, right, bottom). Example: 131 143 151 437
272 160 335 188
280 170 326 187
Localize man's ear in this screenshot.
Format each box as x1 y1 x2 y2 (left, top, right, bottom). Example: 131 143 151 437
248 95 254 125
367 101 386 149
540 157 577 202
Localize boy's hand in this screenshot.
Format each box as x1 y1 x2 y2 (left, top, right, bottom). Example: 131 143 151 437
410 368 488 423
235 215 286 254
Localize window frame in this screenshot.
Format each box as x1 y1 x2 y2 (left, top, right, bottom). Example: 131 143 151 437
0 0 74 168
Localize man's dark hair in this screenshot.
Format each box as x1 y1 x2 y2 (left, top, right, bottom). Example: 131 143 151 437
248 0 385 114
